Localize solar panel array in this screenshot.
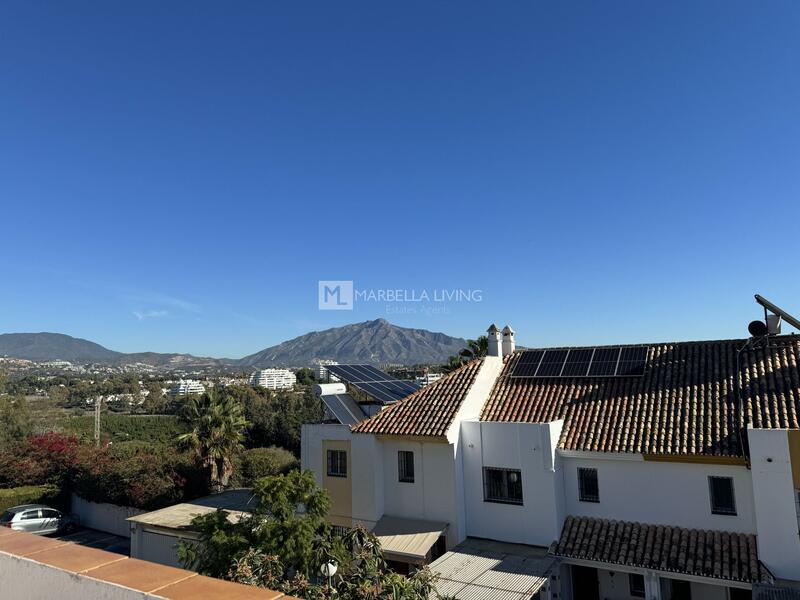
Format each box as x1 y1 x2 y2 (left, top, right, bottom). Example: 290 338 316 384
510 346 648 378
324 364 420 404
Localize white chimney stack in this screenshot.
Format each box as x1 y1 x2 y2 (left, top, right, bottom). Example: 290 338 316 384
487 324 502 357
502 325 515 356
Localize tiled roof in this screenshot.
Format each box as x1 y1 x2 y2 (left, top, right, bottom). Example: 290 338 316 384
481 336 800 457
351 359 483 438
551 515 773 584
0 527 296 599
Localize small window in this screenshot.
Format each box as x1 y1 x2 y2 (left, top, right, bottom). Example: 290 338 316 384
578 467 600 503
398 451 415 483
709 476 736 515
326 449 347 478
20 510 40 520
629 573 645 598
483 467 523 505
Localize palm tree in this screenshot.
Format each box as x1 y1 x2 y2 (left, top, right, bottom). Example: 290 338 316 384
177 390 248 491
443 335 490 373
459 336 489 360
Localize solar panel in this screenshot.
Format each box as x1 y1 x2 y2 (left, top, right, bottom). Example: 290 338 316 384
561 348 593 377
616 346 648 376
510 350 544 377
535 349 569 377
587 347 620 377
324 364 420 404
320 393 366 425
511 346 648 378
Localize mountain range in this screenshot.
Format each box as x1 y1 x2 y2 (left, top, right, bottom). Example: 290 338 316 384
0 320 468 369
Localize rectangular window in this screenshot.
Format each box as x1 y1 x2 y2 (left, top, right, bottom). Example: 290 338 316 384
398 451 415 483
628 573 645 598
709 476 736 515
483 467 523 505
578 467 600 503
326 449 347 478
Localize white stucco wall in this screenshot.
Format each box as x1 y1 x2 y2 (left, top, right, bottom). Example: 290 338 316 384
0 552 156 600
461 420 564 546
560 454 756 533
71 494 144 538
380 438 460 546
748 427 800 579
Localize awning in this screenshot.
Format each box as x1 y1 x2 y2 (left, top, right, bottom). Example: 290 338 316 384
429 538 555 599
371 516 447 564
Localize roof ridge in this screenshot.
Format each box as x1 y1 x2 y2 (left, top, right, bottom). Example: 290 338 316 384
509 333 800 353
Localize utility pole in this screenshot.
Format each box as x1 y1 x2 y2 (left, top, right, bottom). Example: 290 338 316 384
94 396 102 447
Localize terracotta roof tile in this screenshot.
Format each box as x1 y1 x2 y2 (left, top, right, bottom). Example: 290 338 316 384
481 336 800 457
551 515 773 584
351 359 483 438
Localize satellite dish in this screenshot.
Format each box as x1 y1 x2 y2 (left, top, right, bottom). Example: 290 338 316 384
748 320 768 337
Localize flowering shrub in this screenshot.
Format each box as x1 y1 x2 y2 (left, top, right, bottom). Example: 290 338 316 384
0 435 209 511
0 433 82 487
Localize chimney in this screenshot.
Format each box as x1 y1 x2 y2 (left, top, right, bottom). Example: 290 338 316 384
487 324 502 357
502 325 515 356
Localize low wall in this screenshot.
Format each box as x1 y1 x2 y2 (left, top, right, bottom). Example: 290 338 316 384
71 494 145 538
0 552 155 600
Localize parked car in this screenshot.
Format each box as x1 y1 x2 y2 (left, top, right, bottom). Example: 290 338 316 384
0 504 79 536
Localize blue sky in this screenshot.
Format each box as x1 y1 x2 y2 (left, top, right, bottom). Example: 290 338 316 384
1 1 798 358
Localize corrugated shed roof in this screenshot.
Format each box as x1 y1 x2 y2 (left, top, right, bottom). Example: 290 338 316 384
551 515 774 584
430 537 554 599
351 359 483 438
481 336 800 457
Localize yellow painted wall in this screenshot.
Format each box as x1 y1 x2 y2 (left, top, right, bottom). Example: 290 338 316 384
322 439 352 527
787 430 800 489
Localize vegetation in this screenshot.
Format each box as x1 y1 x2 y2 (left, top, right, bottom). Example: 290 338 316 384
0 395 33 450
62 414 187 444
443 335 488 373
232 447 299 487
179 471 450 599
294 367 317 386
0 485 61 513
70 441 208 509
177 390 248 491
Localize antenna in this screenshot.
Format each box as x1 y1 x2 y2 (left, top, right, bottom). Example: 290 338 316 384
754 294 800 333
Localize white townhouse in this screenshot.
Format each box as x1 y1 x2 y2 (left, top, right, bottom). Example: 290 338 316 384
302 323 800 600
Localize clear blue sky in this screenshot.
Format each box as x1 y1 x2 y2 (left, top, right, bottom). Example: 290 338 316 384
1 1 798 358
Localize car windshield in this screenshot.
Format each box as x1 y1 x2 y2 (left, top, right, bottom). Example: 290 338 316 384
0 511 14 523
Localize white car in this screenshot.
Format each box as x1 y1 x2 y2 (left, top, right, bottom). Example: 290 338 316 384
0 504 78 536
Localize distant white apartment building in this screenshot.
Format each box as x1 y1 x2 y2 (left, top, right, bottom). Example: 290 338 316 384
415 371 443 386
303 321 800 599
249 368 296 390
314 359 340 382
168 379 205 397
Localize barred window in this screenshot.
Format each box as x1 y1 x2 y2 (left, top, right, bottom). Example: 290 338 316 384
398 451 415 483
483 467 523 505
326 449 347 477
709 476 736 515
578 468 599 503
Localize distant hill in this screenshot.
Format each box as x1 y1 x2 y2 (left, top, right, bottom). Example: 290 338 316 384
0 320 468 369
0 332 123 363
0 332 225 369
236 319 467 368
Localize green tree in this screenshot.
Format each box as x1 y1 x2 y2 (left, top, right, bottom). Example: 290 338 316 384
179 470 330 578
0 395 33 449
176 390 248 490
143 381 166 414
295 368 316 386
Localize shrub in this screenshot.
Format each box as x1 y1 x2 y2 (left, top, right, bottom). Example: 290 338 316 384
70 442 208 510
0 485 61 513
232 447 299 487
0 433 82 487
